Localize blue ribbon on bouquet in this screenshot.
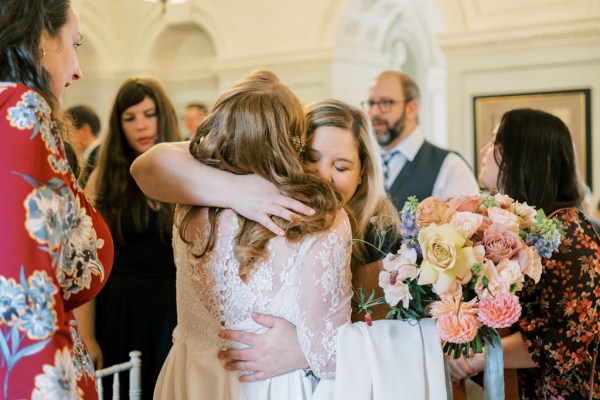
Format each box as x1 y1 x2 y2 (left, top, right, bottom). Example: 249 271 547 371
484 329 505 400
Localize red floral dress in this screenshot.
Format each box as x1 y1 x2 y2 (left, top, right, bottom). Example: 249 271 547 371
0 83 113 399
517 208 600 399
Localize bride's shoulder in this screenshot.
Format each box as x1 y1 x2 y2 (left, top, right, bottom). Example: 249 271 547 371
313 208 351 242
331 208 351 231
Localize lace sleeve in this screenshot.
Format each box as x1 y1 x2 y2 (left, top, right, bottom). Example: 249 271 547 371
295 209 352 378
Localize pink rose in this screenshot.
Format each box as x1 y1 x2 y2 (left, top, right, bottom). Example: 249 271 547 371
448 195 480 213
482 223 525 264
416 196 452 227
450 211 484 239
472 216 492 241
487 207 519 233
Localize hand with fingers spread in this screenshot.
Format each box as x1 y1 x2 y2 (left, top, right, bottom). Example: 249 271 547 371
218 312 308 382
228 174 315 237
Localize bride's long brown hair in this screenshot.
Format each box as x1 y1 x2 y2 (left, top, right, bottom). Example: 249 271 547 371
178 70 342 280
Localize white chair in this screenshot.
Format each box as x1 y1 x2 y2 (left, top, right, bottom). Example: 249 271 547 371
95 350 142 400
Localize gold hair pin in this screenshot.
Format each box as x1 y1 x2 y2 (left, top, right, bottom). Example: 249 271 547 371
291 134 306 160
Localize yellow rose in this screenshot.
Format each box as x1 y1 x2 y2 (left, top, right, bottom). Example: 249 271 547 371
417 223 477 294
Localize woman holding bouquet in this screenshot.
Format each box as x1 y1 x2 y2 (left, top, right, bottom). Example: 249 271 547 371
448 108 600 399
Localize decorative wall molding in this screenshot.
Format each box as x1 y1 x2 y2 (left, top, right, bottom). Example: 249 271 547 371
439 19 600 54
213 48 333 72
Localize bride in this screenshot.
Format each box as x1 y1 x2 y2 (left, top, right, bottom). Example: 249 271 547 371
153 70 352 399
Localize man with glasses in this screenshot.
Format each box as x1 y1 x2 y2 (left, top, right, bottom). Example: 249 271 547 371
363 71 479 210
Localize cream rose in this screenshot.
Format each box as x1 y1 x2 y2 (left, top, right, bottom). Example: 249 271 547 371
513 201 537 228
487 207 519 233
417 223 477 294
450 211 484 239
476 258 524 298
494 193 514 208
496 258 525 291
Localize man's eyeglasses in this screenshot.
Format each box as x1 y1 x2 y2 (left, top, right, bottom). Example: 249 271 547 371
361 98 411 113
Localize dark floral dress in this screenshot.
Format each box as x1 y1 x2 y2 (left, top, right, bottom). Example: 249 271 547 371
516 208 600 399
0 83 113 399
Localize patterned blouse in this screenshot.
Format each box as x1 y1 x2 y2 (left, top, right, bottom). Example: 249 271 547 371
517 207 600 399
0 83 113 399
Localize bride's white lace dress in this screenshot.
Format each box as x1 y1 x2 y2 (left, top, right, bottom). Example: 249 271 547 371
154 208 352 399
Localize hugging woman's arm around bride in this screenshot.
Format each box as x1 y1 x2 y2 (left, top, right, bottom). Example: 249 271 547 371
152 70 353 400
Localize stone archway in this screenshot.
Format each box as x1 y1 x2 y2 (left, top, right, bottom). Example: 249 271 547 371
331 0 448 145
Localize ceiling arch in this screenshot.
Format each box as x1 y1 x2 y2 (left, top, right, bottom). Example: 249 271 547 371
147 23 216 73
137 1 229 61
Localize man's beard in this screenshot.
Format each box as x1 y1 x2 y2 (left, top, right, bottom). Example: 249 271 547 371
373 113 406 147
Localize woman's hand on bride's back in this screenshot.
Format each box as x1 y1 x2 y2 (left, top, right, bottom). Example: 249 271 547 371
218 312 308 382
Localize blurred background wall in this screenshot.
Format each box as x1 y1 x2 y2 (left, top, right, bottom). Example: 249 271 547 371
67 0 600 201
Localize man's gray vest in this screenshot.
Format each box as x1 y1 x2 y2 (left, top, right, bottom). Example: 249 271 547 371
387 141 449 211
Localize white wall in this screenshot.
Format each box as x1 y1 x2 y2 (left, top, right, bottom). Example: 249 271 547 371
66 0 443 142
438 0 600 203
66 0 600 206
67 0 354 130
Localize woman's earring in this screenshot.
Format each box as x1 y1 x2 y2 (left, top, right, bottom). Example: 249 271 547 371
40 49 45 58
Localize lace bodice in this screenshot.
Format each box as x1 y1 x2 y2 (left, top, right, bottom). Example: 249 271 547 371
172 207 352 378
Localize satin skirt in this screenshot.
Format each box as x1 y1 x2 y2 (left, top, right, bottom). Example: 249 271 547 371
154 341 317 400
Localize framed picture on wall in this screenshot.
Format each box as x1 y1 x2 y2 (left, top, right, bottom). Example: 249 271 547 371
473 89 592 189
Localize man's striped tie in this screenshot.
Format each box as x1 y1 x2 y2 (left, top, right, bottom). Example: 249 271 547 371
381 150 400 190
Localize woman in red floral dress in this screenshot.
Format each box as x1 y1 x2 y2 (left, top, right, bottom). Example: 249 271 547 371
449 108 600 399
0 1 113 398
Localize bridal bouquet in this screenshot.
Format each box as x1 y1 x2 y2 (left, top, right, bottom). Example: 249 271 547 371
358 193 563 358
